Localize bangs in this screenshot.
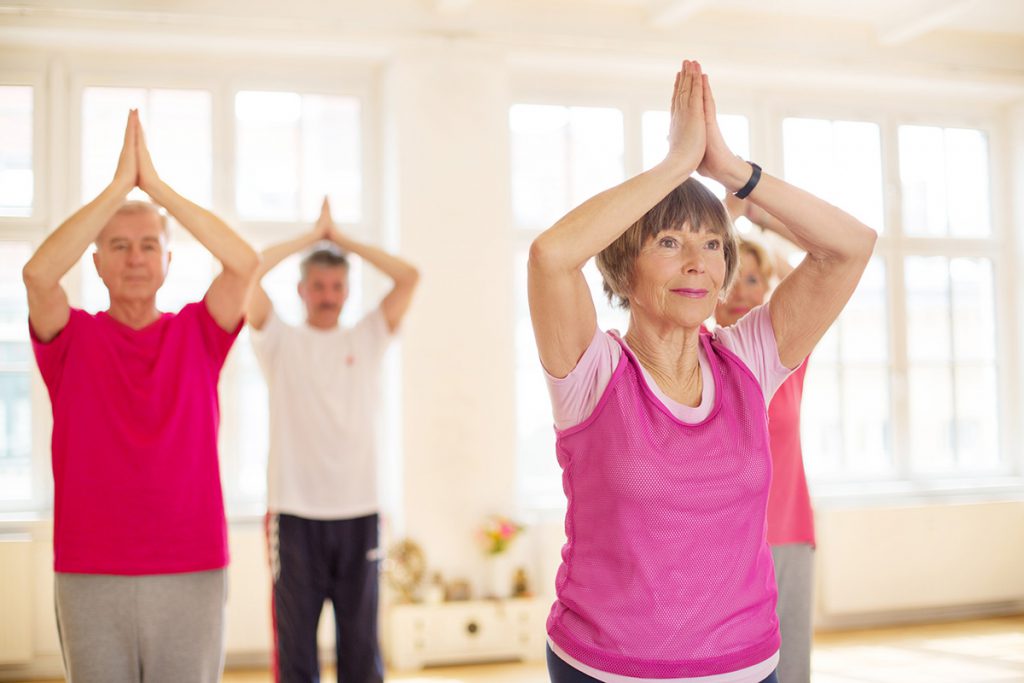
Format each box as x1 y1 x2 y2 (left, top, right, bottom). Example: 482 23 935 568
595 178 739 309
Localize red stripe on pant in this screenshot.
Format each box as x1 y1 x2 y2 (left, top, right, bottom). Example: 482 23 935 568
265 512 281 683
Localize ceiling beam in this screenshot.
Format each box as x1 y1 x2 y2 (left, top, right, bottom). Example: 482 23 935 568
433 0 475 15
648 0 712 29
877 0 981 45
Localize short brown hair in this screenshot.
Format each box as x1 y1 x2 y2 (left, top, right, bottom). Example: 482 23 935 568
300 246 349 281
595 178 739 309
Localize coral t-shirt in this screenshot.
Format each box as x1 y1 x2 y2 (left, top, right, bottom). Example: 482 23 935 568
766 360 815 546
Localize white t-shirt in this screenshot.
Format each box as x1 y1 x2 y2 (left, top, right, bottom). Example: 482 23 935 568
251 308 393 519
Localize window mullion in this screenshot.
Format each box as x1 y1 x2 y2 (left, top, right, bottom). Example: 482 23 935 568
886 249 911 480
881 116 911 480
946 259 959 469
622 102 644 178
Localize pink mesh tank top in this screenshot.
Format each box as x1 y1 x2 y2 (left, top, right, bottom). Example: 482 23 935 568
547 331 780 678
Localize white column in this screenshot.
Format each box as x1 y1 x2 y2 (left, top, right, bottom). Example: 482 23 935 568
383 40 518 592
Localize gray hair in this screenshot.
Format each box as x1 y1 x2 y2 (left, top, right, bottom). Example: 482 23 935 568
97 201 169 246
300 246 349 281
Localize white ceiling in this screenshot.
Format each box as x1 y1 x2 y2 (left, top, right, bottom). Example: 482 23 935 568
592 0 1024 38
1 0 1022 92
5 0 1024 39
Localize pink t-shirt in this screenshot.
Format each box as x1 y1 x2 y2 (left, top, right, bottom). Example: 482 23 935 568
546 304 792 430
31 302 240 575
766 360 814 546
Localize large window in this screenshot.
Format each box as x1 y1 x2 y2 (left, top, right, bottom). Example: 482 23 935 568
235 91 362 223
898 125 998 474
784 117 1002 483
81 87 213 206
781 117 892 480
510 101 751 508
232 90 366 508
0 243 33 504
0 86 33 217
77 87 367 511
0 84 35 507
510 104 630 508
3 76 370 514
512 99 1012 509
79 87 217 313
900 126 990 238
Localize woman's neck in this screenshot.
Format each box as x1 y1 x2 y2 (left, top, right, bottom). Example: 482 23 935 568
624 320 704 407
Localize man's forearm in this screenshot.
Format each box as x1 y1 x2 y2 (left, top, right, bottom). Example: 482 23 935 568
147 180 258 276
23 183 128 287
330 231 418 285
258 232 323 280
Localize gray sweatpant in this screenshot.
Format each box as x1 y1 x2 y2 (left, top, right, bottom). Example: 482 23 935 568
54 569 227 683
771 544 814 683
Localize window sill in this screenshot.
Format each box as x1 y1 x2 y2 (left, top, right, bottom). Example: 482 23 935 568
811 476 1024 508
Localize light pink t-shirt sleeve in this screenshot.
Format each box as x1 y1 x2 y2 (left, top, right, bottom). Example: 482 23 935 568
543 327 623 431
713 302 794 404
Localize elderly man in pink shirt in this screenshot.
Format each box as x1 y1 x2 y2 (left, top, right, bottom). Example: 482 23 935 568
23 110 258 683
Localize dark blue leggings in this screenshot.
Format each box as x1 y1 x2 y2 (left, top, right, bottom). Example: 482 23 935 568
546 645 779 683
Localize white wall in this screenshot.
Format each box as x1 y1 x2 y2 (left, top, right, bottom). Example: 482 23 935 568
814 502 1024 627
386 41 519 585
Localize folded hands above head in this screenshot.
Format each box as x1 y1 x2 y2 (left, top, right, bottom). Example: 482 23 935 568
665 59 757 196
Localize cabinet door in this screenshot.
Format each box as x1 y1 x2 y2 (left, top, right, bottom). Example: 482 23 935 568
429 603 510 655
510 600 548 660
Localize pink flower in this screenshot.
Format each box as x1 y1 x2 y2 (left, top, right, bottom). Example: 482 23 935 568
478 515 523 555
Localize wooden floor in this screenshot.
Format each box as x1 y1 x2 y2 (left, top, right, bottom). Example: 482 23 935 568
17 615 1024 683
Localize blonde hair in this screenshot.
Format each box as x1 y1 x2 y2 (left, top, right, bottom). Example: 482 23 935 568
738 238 773 283
595 178 739 309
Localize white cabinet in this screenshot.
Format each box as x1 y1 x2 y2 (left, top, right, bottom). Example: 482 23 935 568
385 598 548 670
0 536 33 664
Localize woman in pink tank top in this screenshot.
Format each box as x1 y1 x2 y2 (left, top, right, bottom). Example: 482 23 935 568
715 219 816 683
527 59 877 683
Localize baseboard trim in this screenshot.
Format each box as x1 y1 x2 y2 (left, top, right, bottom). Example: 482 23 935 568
815 600 1024 631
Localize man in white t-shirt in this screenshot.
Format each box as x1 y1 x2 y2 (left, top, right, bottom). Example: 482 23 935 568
248 198 419 683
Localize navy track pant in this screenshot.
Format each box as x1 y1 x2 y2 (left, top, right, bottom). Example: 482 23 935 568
268 512 383 683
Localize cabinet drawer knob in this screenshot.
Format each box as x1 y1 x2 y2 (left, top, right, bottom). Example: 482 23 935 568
466 620 480 635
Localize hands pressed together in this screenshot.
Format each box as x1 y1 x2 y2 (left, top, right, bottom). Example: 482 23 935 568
666 60 752 194
311 196 348 248
111 109 165 198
